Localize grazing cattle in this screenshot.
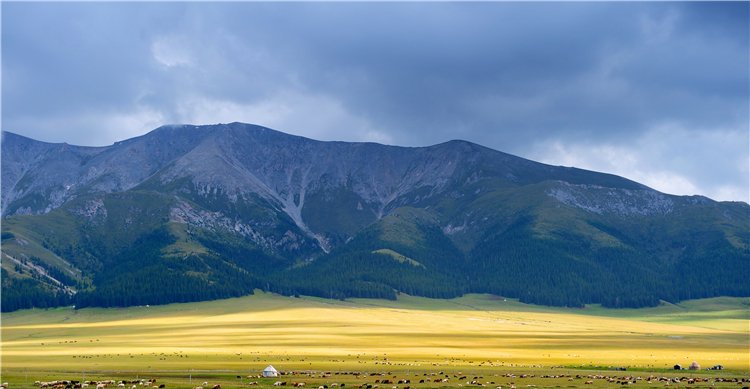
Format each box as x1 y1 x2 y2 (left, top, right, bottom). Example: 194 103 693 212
158 385 164 388
96 384 106 389
212 385 220 389
202 383 208 387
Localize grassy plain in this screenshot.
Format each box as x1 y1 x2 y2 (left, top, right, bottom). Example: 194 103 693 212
1 292 748 388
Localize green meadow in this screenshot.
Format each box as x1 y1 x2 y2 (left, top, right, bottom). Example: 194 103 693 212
1 292 748 388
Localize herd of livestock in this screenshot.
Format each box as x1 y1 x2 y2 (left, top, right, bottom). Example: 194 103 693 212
19 372 750 389
35 379 165 389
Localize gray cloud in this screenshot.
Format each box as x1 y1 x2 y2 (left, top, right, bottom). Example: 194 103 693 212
2 2 748 202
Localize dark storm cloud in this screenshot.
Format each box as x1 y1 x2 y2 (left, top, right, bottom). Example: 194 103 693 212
2 2 748 201
3 3 169 114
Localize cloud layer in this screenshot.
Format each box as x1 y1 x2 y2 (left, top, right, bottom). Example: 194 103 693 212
2 2 748 202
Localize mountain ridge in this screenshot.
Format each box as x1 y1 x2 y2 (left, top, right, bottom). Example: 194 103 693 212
2 122 748 312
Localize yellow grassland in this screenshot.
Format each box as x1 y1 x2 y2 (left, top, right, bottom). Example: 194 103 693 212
2 293 748 373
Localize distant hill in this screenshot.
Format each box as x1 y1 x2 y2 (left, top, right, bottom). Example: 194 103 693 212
2 122 748 312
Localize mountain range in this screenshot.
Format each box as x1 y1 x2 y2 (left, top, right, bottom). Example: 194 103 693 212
2 122 748 312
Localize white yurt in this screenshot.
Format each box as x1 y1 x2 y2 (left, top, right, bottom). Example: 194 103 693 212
262 365 279 377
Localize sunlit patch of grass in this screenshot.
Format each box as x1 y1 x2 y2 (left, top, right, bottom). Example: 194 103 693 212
2 292 748 376
372 249 425 268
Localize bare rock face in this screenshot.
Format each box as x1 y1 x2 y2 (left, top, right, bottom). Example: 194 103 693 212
547 181 675 216
0 123 523 249
0 122 733 254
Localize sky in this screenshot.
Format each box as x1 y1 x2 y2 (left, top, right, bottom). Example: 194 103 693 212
2 2 748 203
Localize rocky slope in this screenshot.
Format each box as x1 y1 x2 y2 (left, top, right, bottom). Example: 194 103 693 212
2 123 748 311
